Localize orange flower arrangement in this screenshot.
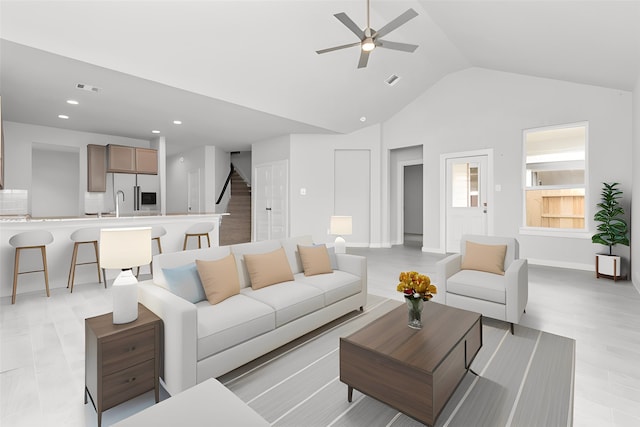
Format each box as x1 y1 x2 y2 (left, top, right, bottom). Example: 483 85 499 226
396 271 437 301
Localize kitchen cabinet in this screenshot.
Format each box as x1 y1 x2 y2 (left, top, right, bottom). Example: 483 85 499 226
135 148 158 175
87 144 107 192
107 145 136 173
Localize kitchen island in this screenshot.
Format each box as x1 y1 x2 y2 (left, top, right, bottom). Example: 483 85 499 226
0 214 225 299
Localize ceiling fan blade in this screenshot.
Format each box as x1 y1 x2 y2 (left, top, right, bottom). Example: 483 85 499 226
357 50 370 69
316 42 361 55
374 8 418 39
334 12 365 40
376 39 419 53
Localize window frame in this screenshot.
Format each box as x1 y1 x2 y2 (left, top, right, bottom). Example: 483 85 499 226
520 121 590 238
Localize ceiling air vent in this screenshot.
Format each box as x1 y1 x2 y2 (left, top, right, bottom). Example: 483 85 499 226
76 83 100 93
385 74 400 86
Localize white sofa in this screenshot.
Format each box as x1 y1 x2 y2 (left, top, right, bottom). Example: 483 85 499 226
138 235 367 396
435 235 528 334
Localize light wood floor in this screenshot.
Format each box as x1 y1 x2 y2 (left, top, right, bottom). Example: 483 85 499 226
1 243 639 426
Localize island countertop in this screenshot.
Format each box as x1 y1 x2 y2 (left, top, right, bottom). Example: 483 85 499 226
0 213 226 299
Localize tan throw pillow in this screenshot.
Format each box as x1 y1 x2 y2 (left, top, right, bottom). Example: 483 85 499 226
196 254 240 304
298 244 333 276
461 241 507 275
244 247 294 290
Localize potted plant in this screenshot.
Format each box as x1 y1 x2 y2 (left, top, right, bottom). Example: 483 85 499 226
592 182 629 280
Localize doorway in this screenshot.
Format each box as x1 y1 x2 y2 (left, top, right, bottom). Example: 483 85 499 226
403 164 423 246
441 150 493 253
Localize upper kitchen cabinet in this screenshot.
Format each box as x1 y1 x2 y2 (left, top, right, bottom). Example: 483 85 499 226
135 148 158 175
107 144 136 173
87 144 107 192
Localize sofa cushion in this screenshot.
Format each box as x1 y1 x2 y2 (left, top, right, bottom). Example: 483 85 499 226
153 246 231 289
162 263 207 304
280 235 313 274
196 254 240 305
231 240 284 288
195 294 275 361
244 248 295 290
461 241 507 275
241 281 324 327
294 271 361 305
298 244 333 276
447 269 506 304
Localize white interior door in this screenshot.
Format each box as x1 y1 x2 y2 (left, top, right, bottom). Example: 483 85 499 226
188 169 201 213
446 155 488 252
254 161 288 241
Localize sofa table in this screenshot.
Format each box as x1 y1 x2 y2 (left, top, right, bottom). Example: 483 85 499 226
112 378 269 426
85 304 163 427
340 303 482 426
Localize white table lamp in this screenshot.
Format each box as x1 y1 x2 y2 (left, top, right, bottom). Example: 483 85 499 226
100 227 152 324
330 216 352 254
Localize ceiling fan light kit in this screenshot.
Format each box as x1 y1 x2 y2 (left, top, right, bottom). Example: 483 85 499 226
316 0 419 69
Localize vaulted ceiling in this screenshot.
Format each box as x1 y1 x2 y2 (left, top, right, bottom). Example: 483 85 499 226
1 1 639 155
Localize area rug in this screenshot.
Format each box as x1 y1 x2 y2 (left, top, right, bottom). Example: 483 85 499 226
220 296 575 427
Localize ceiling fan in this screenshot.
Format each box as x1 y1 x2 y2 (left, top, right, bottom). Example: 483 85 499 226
316 0 419 69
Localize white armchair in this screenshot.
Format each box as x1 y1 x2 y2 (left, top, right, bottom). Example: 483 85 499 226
435 235 528 334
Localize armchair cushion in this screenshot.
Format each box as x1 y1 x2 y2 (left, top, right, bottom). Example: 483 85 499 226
461 241 507 275
447 270 506 304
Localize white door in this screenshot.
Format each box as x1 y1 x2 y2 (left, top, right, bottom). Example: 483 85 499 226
254 161 288 241
188 169 201 214
446 155 488 252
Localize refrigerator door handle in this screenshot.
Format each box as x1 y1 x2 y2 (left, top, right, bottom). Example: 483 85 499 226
134 186 140 211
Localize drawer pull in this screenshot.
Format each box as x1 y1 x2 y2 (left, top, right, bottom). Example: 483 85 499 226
127 377 136 383
128 346 136 352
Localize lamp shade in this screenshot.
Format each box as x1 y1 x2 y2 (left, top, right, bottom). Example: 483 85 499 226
100 227 152 269
100 227 151 324
330 216 352 236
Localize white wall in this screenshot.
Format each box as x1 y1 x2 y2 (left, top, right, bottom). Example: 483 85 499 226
404 164 423 235
383 68 633 269
214 147 231 212
3 121 151 215
166 145 227 214
32 146 79 217
632 74 640 291
289 125 382 246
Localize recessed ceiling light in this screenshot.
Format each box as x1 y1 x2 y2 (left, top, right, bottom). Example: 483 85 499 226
173 120 182 125
58 114 69 119
66 99 79 105
360 116 367 122
152 130 161 134
385 74 400 86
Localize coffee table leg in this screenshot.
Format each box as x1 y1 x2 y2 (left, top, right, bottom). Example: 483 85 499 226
348 386 353 402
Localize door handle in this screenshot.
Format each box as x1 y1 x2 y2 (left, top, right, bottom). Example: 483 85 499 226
266 207 272 211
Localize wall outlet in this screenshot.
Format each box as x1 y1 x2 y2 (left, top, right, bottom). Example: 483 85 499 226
300 188 307 196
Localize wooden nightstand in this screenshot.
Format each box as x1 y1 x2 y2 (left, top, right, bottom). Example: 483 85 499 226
85 304 163 427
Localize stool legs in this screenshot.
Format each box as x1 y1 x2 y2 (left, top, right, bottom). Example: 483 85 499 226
68 241 103 293
183 233 211 251
12 245 50 304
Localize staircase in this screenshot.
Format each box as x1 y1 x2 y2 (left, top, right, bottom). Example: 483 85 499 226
219 170 251 245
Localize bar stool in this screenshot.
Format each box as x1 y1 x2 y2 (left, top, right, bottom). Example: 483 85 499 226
9 230 54 304
137 225 167 276
183 222 214 250
68 227 104 293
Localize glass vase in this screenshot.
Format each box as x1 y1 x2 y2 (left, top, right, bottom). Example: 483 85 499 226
406 296 424 329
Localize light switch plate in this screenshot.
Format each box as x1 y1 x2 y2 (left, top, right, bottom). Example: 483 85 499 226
300 188 307 196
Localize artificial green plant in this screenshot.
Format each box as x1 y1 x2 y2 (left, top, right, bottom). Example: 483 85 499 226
592 182 629 255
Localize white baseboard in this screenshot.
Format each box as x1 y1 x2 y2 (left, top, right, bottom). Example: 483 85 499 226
422 246 446 254
369 243 392 248
527 258 593 272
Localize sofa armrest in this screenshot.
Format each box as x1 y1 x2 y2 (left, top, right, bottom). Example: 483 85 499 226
504 259 528 323
336 253 367 296
435 254 462 302
138 281 198 396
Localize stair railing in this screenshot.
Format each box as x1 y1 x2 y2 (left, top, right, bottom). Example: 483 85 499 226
216 164 235 205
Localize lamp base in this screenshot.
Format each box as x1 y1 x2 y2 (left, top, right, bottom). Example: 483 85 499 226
112 269 139 324
334 236 346 254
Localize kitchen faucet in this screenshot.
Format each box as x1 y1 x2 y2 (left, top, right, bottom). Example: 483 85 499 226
115 190 125 218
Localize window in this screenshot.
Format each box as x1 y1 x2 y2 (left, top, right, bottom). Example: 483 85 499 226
523 122 587 231
451 162 480 208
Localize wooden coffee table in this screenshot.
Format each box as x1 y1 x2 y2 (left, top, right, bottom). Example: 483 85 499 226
340 302 482 426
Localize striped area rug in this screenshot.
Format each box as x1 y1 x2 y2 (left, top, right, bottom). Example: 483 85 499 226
220 295 575 427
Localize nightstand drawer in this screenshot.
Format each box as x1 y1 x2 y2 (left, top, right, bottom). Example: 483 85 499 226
102 328 155 376
102 359 155 410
